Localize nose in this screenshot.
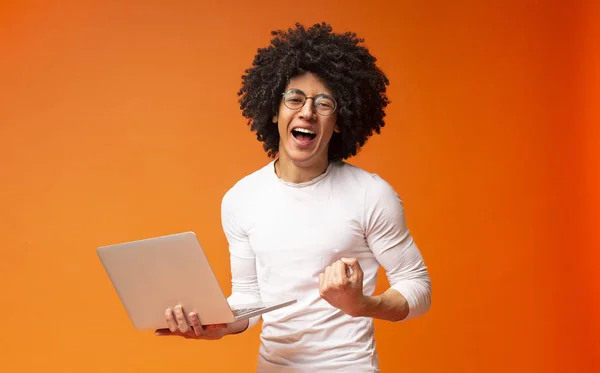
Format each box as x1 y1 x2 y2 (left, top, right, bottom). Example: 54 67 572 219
298 97 316 120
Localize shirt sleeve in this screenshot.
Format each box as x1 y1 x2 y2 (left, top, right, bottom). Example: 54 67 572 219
221 189 262 328
363 175 432 321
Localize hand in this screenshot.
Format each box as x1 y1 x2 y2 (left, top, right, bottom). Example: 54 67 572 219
154 304 228 340
318 257 366 317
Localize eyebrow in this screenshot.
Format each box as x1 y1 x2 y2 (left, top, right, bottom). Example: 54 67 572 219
286 88 334 98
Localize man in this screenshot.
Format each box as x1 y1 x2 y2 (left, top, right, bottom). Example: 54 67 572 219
156 22 432 372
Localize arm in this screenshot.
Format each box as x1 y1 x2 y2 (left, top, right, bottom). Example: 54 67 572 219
221 189 262 333
360 175 432 322
353 286 409 322
154 191 259 339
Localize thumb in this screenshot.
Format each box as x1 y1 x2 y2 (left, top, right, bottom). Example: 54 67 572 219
340 257 361 278
155 328 173 336
340 257 358 267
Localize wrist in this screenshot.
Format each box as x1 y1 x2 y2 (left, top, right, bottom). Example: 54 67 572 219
227 319 249 335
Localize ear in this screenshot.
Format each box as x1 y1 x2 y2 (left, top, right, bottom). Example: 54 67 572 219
272 114 278 124
334 125 341 133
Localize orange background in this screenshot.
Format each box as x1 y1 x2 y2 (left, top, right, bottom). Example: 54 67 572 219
1 1 598 372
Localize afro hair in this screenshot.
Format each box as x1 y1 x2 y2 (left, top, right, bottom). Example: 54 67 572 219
237 22 390 161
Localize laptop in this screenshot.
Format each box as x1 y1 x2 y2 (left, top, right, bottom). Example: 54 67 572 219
97 231 296 330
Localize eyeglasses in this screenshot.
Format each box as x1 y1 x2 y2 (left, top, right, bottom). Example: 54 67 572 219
281 89 337 116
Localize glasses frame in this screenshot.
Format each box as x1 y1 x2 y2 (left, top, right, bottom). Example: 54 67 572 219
281 89 338 116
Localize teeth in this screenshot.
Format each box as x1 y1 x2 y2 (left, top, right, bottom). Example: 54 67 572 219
294 128 316 135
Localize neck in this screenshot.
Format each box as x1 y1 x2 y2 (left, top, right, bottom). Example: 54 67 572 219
275 155 330 184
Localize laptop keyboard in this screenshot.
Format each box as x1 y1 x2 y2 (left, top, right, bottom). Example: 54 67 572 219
232 306 267 317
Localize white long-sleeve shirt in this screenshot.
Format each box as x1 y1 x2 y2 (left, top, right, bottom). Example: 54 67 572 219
222 160 431 373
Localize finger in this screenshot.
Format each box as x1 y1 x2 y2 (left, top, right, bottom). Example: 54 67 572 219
335 260 349 286
341 258 361 280
340 257 357 267
206 324 227 331
197 324 222 340
322 266 330 288
155 328 172 336
173 305 190 333
326 265 336 289
165 308 178 333
321 267 332 295
330 261 341 285
344 262 353 278
201 329 222 340
188 312 203 337
319 272 329 297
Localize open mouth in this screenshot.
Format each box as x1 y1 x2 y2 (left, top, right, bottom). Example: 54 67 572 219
291 128 317 142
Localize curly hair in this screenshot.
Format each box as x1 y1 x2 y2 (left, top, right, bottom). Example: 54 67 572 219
237 22 390 161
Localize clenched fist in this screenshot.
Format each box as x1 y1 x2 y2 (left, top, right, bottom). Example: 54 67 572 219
318 257 367 317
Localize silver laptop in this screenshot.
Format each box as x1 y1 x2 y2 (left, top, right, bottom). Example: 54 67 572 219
97 231 295 330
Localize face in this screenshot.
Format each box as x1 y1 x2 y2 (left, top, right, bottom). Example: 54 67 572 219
273 72 339 168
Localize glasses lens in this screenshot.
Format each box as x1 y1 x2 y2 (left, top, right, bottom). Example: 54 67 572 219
314 95 336 115
283 91 305 110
